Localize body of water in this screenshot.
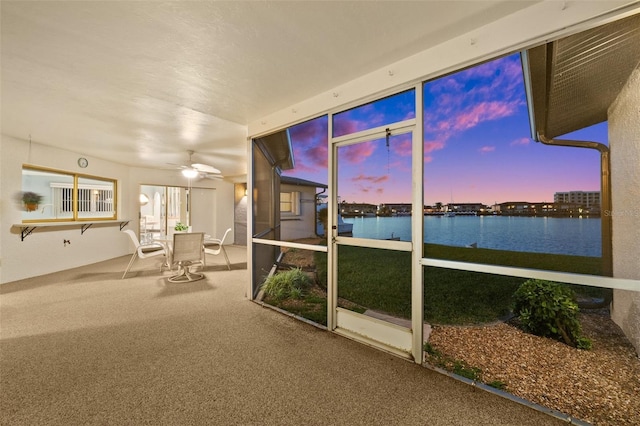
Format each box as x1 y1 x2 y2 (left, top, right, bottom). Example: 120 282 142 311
343 215 601 257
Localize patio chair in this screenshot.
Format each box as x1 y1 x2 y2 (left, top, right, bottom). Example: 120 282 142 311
204 228 232 270
122 229 167 279
168 232 205 283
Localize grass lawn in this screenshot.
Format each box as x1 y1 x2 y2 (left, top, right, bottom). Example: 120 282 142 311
262 243 608 326
263 287 328 326
313 243 608 325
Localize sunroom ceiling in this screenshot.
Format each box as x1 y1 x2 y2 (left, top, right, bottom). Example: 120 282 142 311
526 12 640 140
1 1 539 178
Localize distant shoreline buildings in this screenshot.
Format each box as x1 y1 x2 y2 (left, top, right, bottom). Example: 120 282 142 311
553 191 601 208
337 191 601 217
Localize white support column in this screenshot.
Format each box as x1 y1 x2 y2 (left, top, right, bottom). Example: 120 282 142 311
327 114 337 331
411 84 425 363
246 137 255 300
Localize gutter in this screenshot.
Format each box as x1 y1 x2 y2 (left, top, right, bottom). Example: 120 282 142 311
538 134 613 279
315 187 327 237
522 49 612 279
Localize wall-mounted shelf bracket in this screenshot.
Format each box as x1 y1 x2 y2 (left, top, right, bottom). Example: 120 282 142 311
13 219 130 241
20 226 37 241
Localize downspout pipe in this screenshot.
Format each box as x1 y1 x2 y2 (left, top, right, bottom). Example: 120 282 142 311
315 187 327 238
270 156 290 240
538 134 612 279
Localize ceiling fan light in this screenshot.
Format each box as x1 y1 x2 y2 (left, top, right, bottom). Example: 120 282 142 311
182 168 199 178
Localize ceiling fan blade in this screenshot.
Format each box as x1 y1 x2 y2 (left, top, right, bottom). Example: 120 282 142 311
191 163 221 174
166 162 188 169
202 173 224 180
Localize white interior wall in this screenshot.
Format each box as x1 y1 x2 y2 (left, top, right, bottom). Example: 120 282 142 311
190 187 217 236
0 136 236 284
0 135 129 283
608 66 640 355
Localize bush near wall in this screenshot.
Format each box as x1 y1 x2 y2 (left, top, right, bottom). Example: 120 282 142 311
513 279 592 349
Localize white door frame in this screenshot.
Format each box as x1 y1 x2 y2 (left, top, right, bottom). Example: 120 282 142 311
327 87 424 361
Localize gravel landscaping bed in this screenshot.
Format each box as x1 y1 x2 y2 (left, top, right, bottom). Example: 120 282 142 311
277 241 639 424
425 310 640 426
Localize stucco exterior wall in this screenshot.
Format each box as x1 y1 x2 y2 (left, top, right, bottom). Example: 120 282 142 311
280 184 318 241
608 66 640 356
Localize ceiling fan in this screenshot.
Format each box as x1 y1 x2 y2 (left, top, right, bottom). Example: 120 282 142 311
169 150 222 180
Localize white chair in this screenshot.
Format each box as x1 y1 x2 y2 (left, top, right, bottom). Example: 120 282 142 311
168 232 205 283
122 229 167 279
204 228 232 270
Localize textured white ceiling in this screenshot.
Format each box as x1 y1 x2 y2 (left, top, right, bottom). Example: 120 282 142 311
1 1 537 178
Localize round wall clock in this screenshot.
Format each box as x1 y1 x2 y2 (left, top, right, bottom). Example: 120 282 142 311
78 157 88 168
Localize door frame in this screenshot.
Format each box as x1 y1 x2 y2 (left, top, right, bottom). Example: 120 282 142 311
327 99 424 361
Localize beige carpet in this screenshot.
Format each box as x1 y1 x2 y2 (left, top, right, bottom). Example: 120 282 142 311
0 249 566 425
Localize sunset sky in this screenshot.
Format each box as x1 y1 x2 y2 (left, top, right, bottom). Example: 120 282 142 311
283 53 605 206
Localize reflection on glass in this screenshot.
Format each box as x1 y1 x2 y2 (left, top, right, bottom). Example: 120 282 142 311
253 142 277 240
336 134 412 241
254 116 329 245
337 246 411 322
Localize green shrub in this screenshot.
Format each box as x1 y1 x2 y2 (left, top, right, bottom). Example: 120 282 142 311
261 268 311 301
513 279 592 349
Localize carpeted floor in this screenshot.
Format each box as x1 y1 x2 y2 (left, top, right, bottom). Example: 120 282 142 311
0 248 566 425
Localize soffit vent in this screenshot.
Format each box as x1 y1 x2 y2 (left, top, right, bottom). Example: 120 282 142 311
254 130 294 170
527 13 640 139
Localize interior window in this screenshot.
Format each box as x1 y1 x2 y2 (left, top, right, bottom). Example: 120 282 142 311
76 176 116 219
21 166 116 222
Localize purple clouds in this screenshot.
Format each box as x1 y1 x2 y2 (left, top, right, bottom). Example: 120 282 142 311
280 52 600 205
